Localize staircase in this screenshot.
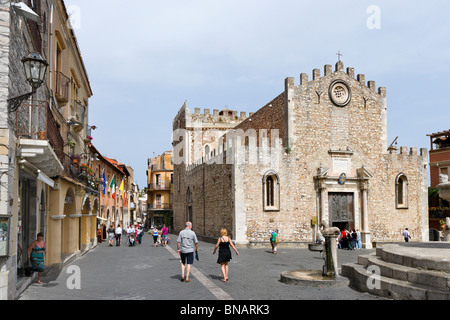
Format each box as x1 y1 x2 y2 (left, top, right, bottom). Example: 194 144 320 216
341 243 450 300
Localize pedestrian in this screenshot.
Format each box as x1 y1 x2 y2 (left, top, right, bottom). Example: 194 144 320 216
356 229 362 249
270 229 279 254
213 228 239 282
115 224 122 246
351 229 358 250
346 229 353 250
403 228 411 242
152 226 159 247
107 225 115 247
177 222 199 283
161 224 168 247
341 228 349 250
97 226 103 244
27 233 46 284
137 225 143 245
125 225 130 245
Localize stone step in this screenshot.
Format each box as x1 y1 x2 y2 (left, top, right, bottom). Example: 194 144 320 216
376 244 450 272
358 253 450 290
341 262 450 300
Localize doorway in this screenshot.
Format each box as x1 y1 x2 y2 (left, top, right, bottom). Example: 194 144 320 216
328 192 355 231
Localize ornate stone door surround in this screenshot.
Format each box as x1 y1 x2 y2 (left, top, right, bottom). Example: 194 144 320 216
315 165 373 249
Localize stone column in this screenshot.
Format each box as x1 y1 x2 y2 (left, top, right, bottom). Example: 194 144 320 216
360 181 372 249
321 223 341 278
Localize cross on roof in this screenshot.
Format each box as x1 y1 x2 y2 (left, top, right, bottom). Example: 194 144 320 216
337 50 343 62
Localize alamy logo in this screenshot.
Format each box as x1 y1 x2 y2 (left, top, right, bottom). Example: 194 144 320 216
367 5 381 30
366 265 381 290
66 265 81 290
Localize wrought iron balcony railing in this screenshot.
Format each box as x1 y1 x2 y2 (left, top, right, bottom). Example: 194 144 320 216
62 154 100 192
15 100 65 161
148 183 172 191
55 71 71 104
148 203 173 210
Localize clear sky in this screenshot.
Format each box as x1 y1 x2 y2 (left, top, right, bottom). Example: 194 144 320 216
63 0 450 188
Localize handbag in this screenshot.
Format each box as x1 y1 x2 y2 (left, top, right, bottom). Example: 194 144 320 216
275 237 279 245
25 261 34 277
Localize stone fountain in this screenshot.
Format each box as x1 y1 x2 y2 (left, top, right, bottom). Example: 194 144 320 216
280 221 348 287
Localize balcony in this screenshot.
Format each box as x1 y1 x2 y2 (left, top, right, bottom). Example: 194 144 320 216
148 203 173 211
15 100 64 178
55 71 71 106
62 154 100 194
148 183 172 191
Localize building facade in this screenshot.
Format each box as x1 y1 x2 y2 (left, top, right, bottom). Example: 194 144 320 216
427 130 450 231
91 144 131 231
172 61 429 247
428 130 450 189
0 0 100 299
147 151 174 229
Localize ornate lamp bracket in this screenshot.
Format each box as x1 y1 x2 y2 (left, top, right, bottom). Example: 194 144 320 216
7 90 35 113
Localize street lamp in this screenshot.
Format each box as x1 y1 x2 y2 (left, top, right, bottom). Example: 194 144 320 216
8 52 49 112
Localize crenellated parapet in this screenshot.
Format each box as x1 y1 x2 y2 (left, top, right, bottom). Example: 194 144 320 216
387 146 428 158
173 101 249 131
295 61 387 98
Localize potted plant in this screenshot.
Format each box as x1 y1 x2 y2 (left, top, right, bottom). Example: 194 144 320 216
37 131 46 140
71 154 81 165
440 220 446 231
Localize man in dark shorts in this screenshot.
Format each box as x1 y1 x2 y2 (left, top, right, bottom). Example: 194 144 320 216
177 222 199 283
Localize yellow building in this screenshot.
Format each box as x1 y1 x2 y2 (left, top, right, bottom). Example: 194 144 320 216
45 0 98 266
0 0 100 299
146 151 174 229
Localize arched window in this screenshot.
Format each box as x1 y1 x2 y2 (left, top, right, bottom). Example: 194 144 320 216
263 171 280 211
396 174 409 209
204 145 210 160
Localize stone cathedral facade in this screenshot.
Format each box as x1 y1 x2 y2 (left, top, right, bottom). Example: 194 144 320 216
172 61 429 248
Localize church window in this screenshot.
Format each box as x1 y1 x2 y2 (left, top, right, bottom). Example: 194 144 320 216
396 174 408 209
263 171 280 211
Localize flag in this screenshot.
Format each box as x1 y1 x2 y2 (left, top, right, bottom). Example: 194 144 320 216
110 175 115 199
119 179 124 199
102 169 106 195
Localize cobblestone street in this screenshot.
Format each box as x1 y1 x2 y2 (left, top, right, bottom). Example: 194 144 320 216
19 234 384 301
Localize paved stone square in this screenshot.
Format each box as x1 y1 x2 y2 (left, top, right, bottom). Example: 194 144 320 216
18 234 384 301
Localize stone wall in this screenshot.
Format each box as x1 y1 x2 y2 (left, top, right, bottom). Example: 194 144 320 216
173 152 234 239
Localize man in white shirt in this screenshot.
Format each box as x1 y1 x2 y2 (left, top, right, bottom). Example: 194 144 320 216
403 228 411 242
115 224 123 246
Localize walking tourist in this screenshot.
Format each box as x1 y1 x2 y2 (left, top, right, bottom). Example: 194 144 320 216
213 228 239 282
356 229 362 249
115 224 122 246
107 225 115 247
27 233 46 284
137 225 144 245
351 229 358 250
161 224 168 247
270 229 279 254
128 225 135 244
152 226 159 247
97 226 103 244
177 222 199 283
403 228 411 242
